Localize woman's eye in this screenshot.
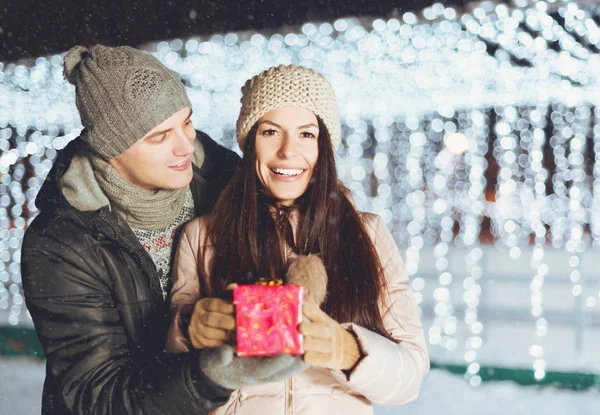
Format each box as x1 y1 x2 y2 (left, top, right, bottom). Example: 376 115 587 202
301 132 316 138
263 129 278 136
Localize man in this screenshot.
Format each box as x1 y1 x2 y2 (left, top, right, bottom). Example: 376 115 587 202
21 44 304 414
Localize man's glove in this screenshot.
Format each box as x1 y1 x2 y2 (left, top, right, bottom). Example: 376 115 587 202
189 297 236 349
200 344 307 390
300 301 363 371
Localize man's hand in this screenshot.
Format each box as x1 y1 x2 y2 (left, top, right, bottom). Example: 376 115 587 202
200 345 307 390
189 297 236 349
300 301 362 371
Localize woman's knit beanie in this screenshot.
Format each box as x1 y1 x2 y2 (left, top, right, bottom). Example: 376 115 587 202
63 44 192 159
236 65 341 152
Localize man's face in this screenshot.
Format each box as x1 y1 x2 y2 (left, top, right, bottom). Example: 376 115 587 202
109 107 196 190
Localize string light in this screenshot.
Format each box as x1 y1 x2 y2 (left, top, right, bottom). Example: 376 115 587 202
403 117 428 317
565 106 588 353
522 106 550 380
457 110 488 386
428 110 459 354
1 0 599 382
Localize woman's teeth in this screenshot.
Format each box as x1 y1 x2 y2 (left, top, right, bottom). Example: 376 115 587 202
271 168 304 176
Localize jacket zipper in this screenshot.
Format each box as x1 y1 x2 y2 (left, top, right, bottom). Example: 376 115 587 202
285 377 293 415
283 211 293 415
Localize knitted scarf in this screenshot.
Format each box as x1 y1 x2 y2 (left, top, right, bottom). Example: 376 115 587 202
91 155 188 230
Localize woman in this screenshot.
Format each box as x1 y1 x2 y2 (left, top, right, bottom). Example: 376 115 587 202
166 65 429 414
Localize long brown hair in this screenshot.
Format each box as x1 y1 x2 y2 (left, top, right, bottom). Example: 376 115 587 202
201 118 395 341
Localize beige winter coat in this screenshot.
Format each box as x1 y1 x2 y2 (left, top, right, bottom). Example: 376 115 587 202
166 212 429 415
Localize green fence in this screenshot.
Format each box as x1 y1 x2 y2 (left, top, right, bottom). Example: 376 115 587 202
1 325 598 390
431 362 600 391
0 326 45 358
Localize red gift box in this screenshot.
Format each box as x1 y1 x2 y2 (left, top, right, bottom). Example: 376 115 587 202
233 284 304 357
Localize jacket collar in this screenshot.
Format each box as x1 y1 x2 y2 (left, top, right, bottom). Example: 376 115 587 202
35 131 207 216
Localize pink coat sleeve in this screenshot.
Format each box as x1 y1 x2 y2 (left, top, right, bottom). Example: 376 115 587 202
164 218 205 354
331 214 430 406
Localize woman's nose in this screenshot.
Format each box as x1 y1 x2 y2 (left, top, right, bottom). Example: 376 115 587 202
277 136 299 158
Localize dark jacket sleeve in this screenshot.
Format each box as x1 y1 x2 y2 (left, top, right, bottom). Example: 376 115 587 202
21 231 231 415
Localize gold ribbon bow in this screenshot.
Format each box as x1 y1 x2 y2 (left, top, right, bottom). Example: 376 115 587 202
257 277 283 286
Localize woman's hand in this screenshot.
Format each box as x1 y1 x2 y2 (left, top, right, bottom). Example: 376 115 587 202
188 297 236 349
300 301 362 371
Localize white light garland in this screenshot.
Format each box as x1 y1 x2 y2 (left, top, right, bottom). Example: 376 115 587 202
1 0 599 379
429 112 459 354
457 110 488 386
492 105 525 259
404 117 428 316
564 107 588 353
522 105 550 380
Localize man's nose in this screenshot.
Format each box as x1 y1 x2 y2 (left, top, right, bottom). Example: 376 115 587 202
173 128 195 156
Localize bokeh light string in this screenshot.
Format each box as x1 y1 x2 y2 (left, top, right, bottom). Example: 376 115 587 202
1 2 599 382
521 105 550 380
455 110 488 386
403 116 429 317
427 109 458 354
341 115 370 212
592 108 600 307
0 127 12 314
491 106 525 259
371 114 394 226
564 106 589 353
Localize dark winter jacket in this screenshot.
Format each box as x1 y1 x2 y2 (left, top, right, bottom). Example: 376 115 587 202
21 131 240 415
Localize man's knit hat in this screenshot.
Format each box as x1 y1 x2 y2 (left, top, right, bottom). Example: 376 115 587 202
63 44 192 159
236 65 341 152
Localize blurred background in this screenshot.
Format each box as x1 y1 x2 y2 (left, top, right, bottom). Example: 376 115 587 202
1 0 599 413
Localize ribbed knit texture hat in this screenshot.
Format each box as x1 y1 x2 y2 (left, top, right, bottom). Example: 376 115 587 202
63 44 192 159
236 65 341 152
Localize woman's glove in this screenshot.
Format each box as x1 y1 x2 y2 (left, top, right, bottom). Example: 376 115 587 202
200 344 307 390
300 301 363 371
188 297 236 349
286 254 328 305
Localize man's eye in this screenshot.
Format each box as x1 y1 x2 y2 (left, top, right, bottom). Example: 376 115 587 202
152 134 167 143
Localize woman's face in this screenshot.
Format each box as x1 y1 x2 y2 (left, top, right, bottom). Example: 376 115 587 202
255 107 320 206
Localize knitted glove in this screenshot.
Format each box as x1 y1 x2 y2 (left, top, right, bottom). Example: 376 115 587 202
300 301 363 371
200 344 307 390
188 297 236 349
286 254 328 306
